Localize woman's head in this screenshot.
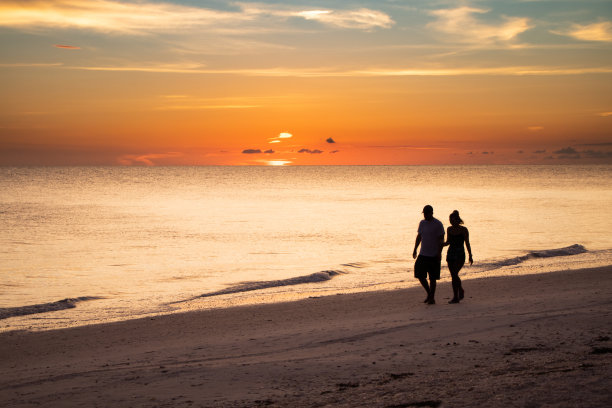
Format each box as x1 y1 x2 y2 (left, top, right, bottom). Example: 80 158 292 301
449 210 464 225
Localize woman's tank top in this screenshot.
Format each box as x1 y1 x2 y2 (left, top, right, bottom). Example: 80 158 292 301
446 233 465 261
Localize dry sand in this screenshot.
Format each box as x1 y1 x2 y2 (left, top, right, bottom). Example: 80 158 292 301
1 267 611 407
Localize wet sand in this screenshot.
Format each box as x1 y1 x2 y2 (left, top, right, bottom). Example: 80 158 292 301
1 266 611 407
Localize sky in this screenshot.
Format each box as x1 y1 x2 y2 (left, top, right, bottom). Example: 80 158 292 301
1 0 611 166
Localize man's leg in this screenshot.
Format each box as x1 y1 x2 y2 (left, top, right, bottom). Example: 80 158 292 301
428 279 437 304
418 278 431 302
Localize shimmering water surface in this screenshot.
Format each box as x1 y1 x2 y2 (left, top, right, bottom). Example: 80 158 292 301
1 165 611 331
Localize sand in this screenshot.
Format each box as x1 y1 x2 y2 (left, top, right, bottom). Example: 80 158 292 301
1 267 611 407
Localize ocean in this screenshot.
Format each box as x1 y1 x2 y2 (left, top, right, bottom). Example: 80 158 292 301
1 165 611 331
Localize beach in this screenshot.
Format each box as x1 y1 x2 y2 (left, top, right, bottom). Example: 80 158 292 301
1 266 611 407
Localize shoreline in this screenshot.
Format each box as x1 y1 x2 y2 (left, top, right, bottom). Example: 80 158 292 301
1 266 611 407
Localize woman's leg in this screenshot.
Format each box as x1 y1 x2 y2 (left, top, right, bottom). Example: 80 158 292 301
447 260 464 302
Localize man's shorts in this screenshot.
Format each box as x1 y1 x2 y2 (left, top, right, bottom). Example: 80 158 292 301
414 255 441 280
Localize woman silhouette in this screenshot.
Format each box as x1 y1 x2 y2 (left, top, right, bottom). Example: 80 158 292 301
444 210 473 303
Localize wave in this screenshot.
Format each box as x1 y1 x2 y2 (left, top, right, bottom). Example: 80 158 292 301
0 296 102 320
477 244 587 271
176 270 344 302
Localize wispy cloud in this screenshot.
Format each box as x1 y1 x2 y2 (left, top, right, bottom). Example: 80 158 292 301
117 152 182 166
0 0 250 35
0 1 393 34
558 21 612 42
598 112 612 117
427 7 531 44
156 104 260 110
291 8 393 30
0 63 63 68
65 64 612 77
53 44 80 49
73 63 209 73
236 3 393 30
268 132 293 143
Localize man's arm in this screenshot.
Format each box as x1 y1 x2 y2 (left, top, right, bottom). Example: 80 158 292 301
413 233 421 259
437 234 444 258
437 223 445 258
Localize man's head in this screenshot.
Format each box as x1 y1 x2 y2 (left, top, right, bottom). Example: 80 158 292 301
422 205 434 220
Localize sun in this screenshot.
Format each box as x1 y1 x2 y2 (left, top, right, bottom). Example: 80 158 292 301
267 160 292 166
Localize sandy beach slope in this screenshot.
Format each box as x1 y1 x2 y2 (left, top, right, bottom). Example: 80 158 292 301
1 267 611 407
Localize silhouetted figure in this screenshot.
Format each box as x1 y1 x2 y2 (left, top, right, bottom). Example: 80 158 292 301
443 210 473 304
412 205 445 305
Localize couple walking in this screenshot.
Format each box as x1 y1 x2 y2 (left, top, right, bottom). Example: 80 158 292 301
412 205 473 305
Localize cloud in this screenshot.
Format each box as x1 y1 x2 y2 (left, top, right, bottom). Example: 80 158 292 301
298 149 323 154
330 150 340 154
0 62 63 68
237 3 393 30
242 149 262 154
427 7 531 44
559 21 612 42
117 152 182 166
156 104 260 110
326 137 336 143
292 8 393 30
553 147 581 159
268 132 293 143
0 0 251 35
0 1 392 34
583 150 612 158
54 44 80 49
599 112 612 117
577 142 612 146
264 149 275 154
56 64 612 77
534 149 546 154
553 147 578 155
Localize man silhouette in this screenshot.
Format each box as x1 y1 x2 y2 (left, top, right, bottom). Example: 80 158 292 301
412 205 445 304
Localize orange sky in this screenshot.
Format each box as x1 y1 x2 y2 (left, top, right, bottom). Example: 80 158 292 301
1 1 611 165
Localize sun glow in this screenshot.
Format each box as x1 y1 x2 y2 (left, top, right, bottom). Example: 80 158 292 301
267 160 292 166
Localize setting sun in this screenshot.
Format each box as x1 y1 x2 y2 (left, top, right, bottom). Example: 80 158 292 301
267 160 292 166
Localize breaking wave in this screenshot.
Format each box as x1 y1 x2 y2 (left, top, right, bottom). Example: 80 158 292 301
180 270 344 302
477 244 587 271
0 296 102 320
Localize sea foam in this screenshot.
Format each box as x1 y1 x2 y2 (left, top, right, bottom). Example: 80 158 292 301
477 244 587 271
176 270 344 302
0 296 102 320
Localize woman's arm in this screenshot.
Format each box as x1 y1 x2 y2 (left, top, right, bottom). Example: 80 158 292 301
464 227 473 265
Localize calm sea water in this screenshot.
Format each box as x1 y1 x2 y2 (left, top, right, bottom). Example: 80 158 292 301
1 165 611 331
